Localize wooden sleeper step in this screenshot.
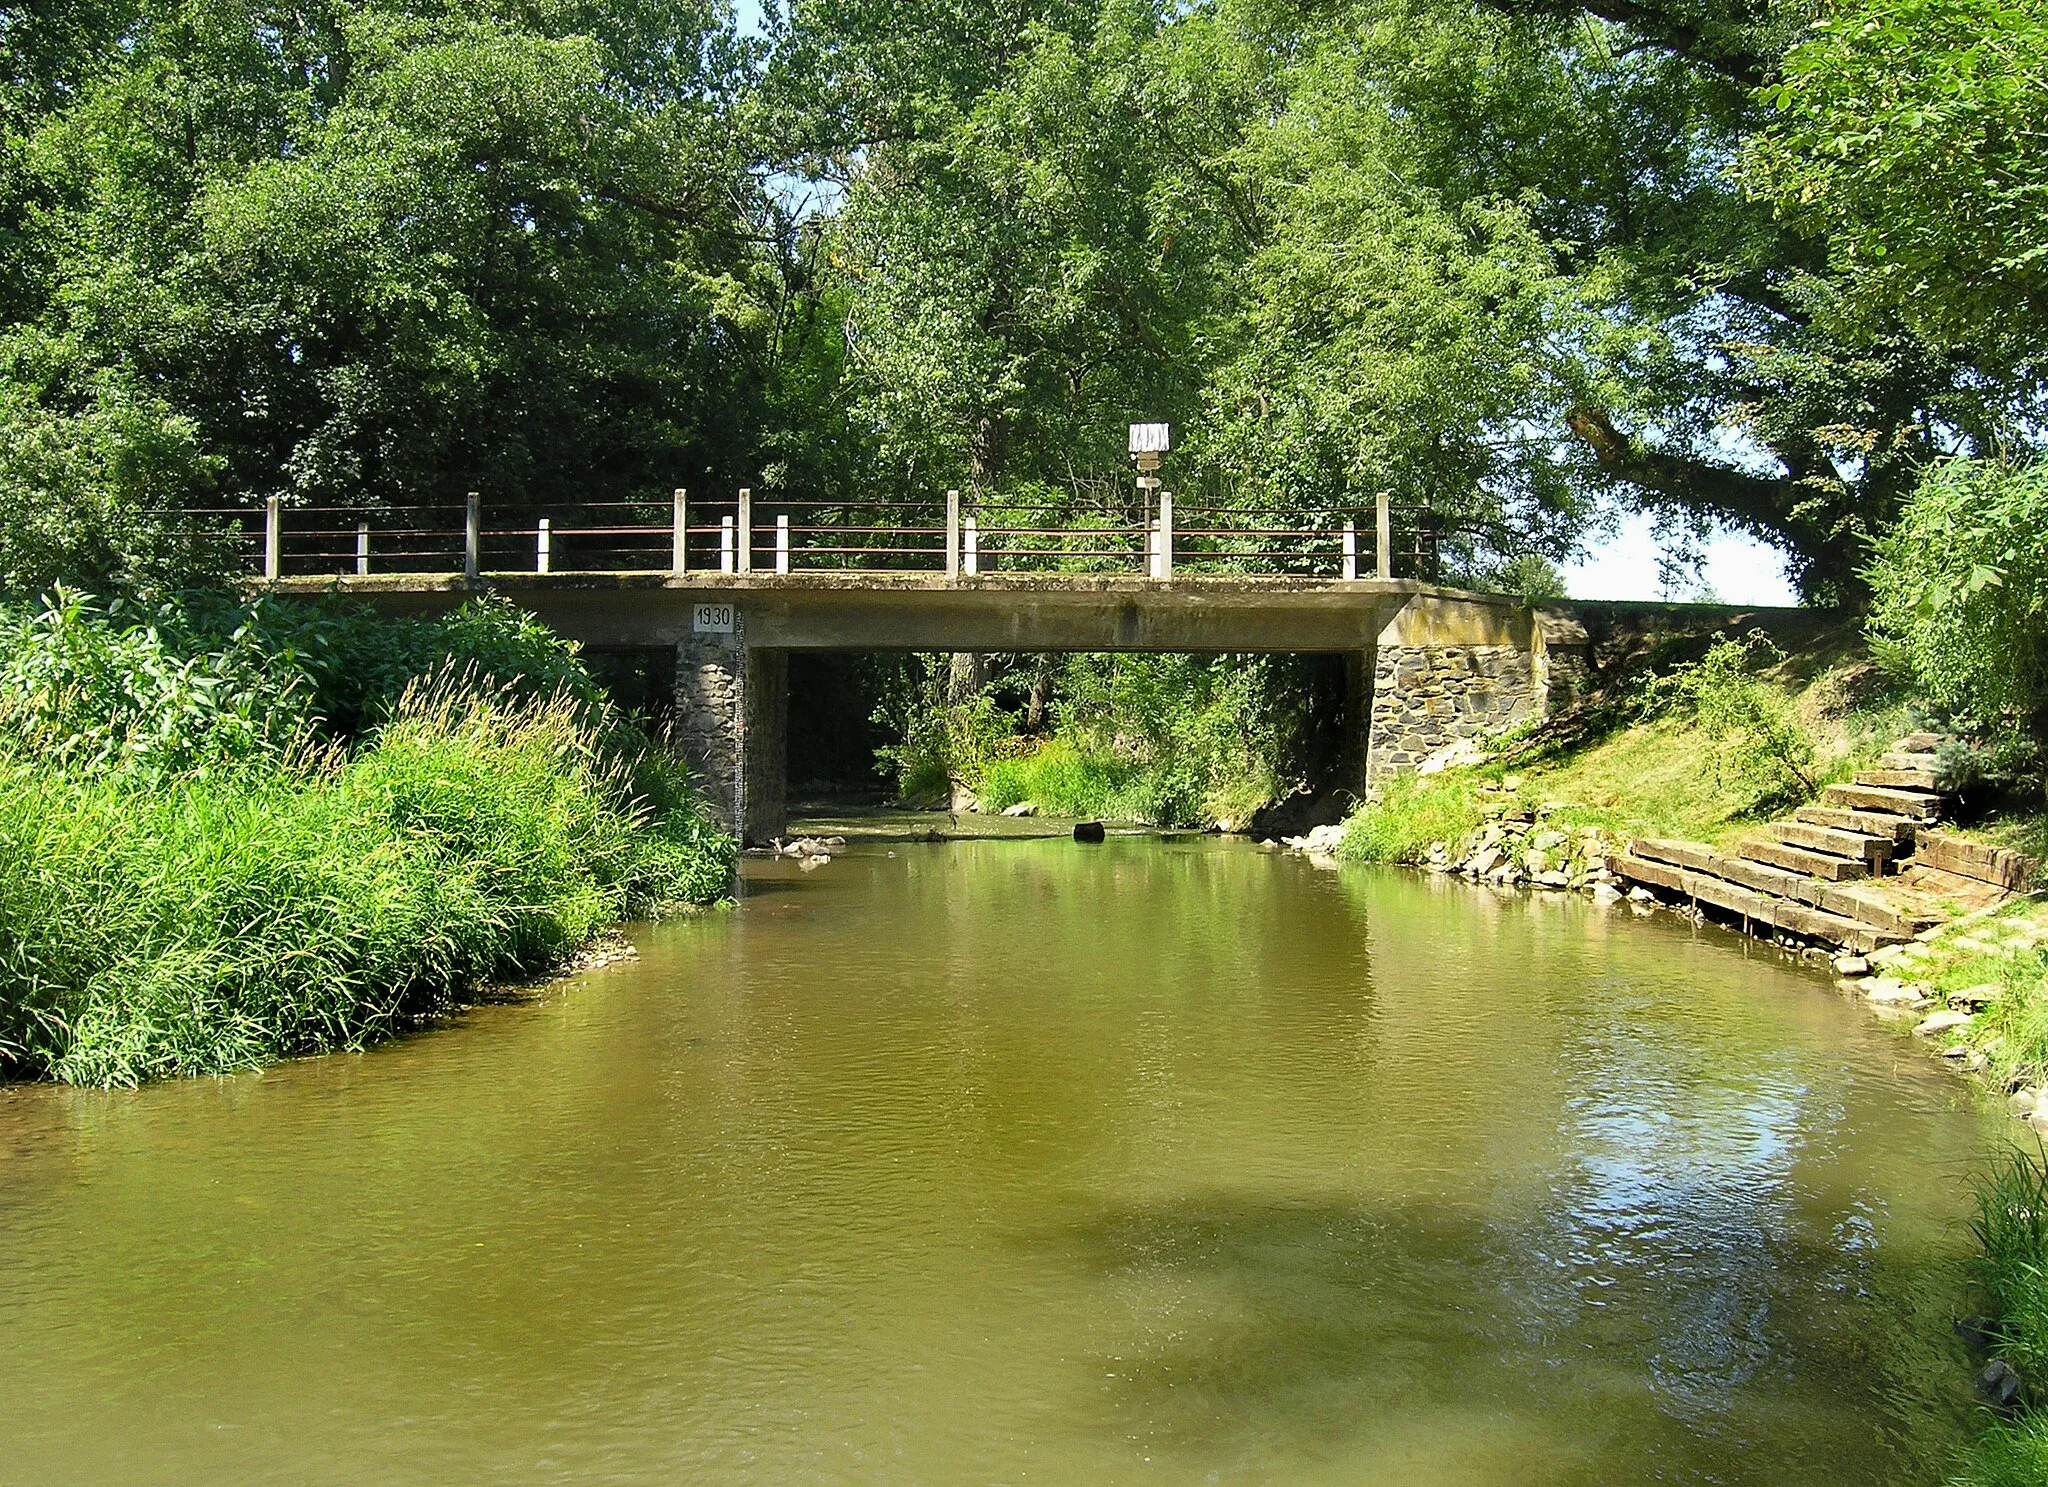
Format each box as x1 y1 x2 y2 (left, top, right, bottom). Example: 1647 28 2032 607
1917 830 2035 891
1739 837 1868 881
1771 820 1892 869
1856 767 1941 791
1794 805 1918 844
1880 751 1942 772
1823 782 1943 821
1628 839 1932 934
1607 852 1896 952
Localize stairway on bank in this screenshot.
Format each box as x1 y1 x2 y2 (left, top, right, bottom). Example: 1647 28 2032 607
1609 733 2034 953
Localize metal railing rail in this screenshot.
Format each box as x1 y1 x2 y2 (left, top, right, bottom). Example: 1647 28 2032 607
200 488 1444 584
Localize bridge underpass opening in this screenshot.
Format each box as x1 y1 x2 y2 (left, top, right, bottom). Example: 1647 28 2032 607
776 652 1366 838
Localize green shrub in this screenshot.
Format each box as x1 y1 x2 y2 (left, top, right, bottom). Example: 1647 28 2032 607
1868 458 2048 740
0 686 733 1087
1337 772 1487 863
1637 630 1816 811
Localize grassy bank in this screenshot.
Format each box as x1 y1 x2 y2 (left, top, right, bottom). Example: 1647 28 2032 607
1338 627 1913 865
0 594 734 1086
1865 903 2048 1486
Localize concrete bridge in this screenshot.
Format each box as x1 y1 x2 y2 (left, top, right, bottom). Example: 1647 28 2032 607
273 567 1592 841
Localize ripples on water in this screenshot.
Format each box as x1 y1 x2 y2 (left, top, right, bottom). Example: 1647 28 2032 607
0 837 2000 1484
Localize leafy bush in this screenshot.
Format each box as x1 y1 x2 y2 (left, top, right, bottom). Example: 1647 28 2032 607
0 686 734 1086
1636 630 1816 810
0 359 232 603
0 589 318 781
1337 772 1487 863
1867 458 2048 740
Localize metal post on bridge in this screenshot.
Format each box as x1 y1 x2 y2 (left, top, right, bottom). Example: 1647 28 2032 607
1342 521 1357 581
736 487 753 574
775 513 791 575
537 517 551 574
945 489 961 579
672 488 688 574
263 495 281 583
356 522 370 577
465 491 481 582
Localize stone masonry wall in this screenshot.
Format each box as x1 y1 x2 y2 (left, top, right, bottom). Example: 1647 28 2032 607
676 634 747 835
674 629 790 845
1366 642 1540 782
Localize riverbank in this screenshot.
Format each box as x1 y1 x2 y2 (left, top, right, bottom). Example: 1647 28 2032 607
0 593 736 1087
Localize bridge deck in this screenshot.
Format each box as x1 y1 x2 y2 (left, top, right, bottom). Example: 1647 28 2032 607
271 570 1525 653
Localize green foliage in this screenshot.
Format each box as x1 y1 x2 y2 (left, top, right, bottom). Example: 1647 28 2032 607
0 685 733 1087
1637 630 1817 809
0 363 230 600
869 656 1018 800
1752 0 2048 378
1337 773 1488 864
1043 654 1296 827
0 590 615 781
0 588 316 781
976 739 1138 819
872 651 1298 826
1867 458 2048 738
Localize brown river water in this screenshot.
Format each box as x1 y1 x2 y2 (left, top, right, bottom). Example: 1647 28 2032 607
0 834 2006 1484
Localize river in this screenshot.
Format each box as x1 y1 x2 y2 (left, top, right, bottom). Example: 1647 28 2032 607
0 834 2003 1484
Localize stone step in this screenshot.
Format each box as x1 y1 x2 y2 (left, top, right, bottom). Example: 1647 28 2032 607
1824 782 1944 821
1795 805 1919 844
1856 767 1942 791
1897 731 1949 753
1739 838 1869 881
1607 852 1896 952
1772 820 1893 869
1917 830 2036 891
1629 839 1933 934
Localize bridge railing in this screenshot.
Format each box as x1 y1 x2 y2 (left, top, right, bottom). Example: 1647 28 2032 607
209 489 1443 582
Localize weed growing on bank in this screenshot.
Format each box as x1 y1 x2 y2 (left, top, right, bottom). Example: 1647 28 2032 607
1334 772 1487 863
0 686 734 1086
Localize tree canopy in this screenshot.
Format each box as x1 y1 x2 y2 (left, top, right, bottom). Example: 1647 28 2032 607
1 0 2043 600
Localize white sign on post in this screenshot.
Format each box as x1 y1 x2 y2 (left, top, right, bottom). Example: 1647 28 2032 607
693 602 735 635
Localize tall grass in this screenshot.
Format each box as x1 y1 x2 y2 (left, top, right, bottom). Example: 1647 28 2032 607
1960 1145 2048 1486
1336 772 1489 863
0 685 733 1086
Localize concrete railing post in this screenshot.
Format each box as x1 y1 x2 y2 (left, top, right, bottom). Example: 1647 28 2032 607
775 513 791 574
1376 489 1393 581
465 491 481 582
356 521 370 577
963 515 978 577
672 488 688 574
1158 490 1173 579
537 517 551 574
736 487 753 573
1342 521 1357 581
720 515 735 573
945 489 961 579
263 495 281 582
